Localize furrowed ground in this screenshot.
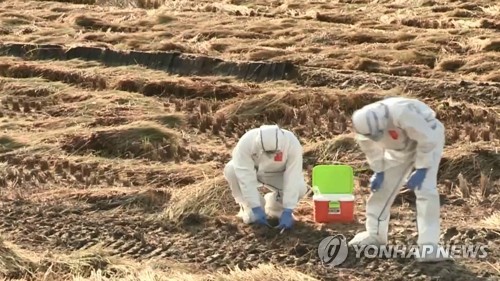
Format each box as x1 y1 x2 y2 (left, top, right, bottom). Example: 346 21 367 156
0 0 499 280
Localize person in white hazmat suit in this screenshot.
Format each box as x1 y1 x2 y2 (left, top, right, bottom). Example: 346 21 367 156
349 97 452 262
223 124 307 230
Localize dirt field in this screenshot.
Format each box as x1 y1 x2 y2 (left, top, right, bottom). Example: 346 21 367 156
0 0 499 280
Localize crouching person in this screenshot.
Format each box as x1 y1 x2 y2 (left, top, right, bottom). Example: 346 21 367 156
224 124 308 230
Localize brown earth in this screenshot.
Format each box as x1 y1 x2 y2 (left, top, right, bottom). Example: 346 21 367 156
0 0 499 280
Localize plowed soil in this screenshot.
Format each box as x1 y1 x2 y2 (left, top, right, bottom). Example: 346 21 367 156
0 0 499 280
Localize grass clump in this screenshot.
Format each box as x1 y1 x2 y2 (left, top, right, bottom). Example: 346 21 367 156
304 135 362 164
61 121 183 161
152 114 186 128
0 239 321 280
479 212 500 230
0 240 134 280
161 175 234 224
0 136 25 153
0 240 37 279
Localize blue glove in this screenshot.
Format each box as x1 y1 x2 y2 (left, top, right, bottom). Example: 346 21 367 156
370 172 384 192
406 168 427 190
277 208 294 230
251 206 268 225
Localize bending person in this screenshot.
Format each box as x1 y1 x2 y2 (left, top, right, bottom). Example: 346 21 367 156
349 97 451 263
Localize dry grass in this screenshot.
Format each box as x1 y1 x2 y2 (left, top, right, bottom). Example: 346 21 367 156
1 0 499 81
454 171 499 203
72 264 320 281
96 0 166 9
161 175 233 223
0 136 25 153
0 240 135 280
61 121 182 161
479 212 500 230
164 264 321 281
0 239 319 281
0 0 499 280
303 135 363 164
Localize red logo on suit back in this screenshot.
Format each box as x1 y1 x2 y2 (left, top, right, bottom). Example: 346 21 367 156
388 130 399 140
274 151 283 162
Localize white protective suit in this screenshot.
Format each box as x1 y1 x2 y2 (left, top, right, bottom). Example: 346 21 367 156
223 125 308 224
349 97 450 262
